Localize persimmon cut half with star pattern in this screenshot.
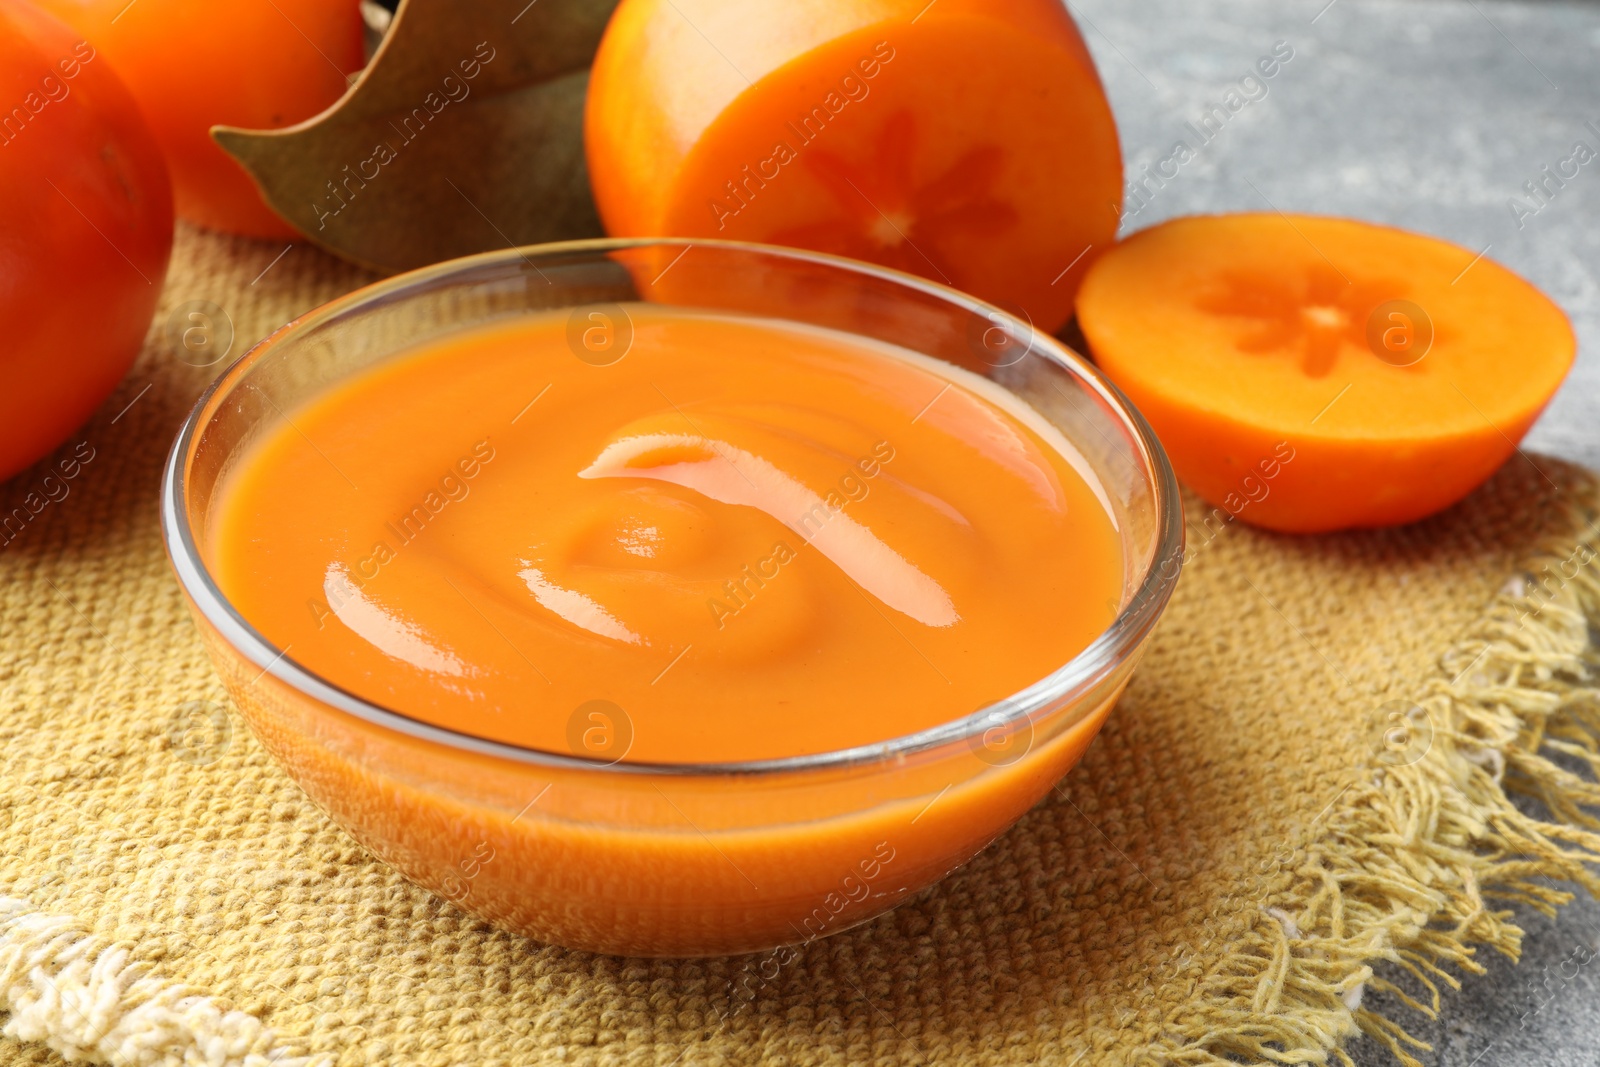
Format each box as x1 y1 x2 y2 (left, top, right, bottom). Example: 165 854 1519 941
1076 214 1575 533
584 0 1122 331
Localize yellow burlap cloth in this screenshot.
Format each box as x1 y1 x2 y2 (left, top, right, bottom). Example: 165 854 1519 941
2 228 1599 1067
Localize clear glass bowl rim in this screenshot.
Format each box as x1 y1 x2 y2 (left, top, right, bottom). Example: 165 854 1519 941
160 237 1183 779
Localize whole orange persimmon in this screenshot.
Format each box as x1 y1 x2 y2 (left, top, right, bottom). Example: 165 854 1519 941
0 0 172 482
33 0 364 239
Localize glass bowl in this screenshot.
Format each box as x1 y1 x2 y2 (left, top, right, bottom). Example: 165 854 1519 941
161 239 1182 958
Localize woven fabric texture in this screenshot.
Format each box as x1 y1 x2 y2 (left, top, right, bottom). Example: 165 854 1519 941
1 228 1597 1067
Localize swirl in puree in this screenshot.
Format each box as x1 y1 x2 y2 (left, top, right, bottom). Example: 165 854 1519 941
212 307 1123 763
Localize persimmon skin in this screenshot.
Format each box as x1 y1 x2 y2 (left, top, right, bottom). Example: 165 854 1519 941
1076 214 1576 533
585 0 1122 332
0 0 172 483
33 0 364 239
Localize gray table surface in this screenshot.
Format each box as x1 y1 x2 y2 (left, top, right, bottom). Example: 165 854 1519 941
1068 0 1600 1062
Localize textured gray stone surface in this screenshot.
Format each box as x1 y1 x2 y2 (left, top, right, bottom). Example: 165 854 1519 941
1067 0 1600 1062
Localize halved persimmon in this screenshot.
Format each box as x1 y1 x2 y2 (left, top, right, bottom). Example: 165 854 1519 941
1075 214 1575 532
585 0 1123 331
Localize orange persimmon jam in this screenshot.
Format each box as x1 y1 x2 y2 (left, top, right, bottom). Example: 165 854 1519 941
210 307 1123 764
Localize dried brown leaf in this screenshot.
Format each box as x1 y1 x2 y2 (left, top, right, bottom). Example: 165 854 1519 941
214 0 619 273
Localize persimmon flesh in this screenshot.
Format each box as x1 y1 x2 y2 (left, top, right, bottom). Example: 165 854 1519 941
0 0 172 482
1076 214 1576 532
33 0 364 239
585 0 1123 332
